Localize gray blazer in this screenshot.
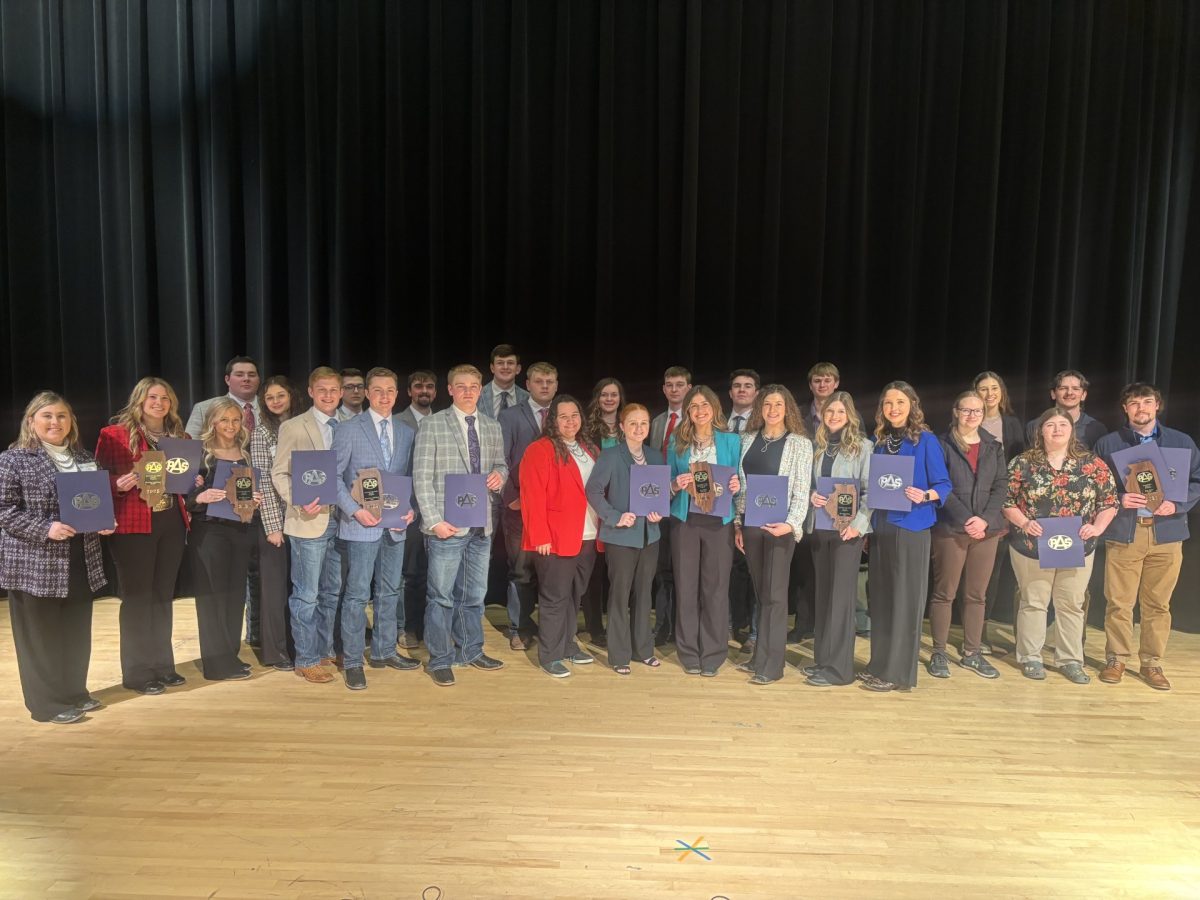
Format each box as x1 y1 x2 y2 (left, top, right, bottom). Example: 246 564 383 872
333 412 415 543
802 437 875 535
478 383 530 420
649 408 682 454
585 443 665 549
734 432 813 543
412 407 507 535
396 405 425 434
185 394 261 439
498 401 544 506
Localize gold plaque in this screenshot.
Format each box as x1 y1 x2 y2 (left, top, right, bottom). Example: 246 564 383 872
351 467 384 520
831 482 859 531
223 466 257 524
687 461 715 514
135 450 168 511
1126 459 1164 513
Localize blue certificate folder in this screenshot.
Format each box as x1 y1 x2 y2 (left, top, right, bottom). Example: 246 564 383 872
868 453 915 512
290 449 338 507
1109 443 1190 503
444 474 488 527
380 474 414 528
743 475 789 527
157 437 204 494
628 465 671 517
206 461 263 522
690 464 735 519
1036 516 1085 569
55 470 115 533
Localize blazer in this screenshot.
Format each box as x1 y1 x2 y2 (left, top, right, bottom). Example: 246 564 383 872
272 409 338 539
585 443 665 549
498 401 546 507
520 438 599 556
996 414 1026 460
334 411 415 543
935 430 1008 534
478 382 530 420
667 430 742 525
412 406 507 536
871 431 953 532
396 405 426 434
185 394 260 439
649 408 683 455
93 425 191 534
1095 424 1200 545
734 432 813 543
803 437 875 535
249 425 285 536
0 447 107 596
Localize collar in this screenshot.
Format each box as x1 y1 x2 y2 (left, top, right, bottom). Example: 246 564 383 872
452 404 478 424
368 408 391 428
310 408 337 427
227 393 257 408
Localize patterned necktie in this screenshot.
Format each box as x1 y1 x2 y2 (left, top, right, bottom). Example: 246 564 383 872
326 415 337 449
731 415 744 433
243 403 256 433
379 418 392 467
465 415 482 474
499 391 511 412
662 411 678 453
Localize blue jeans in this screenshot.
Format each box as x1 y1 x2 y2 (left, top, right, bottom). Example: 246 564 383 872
424 529 491 670
341 533 406 668
287 517 343 668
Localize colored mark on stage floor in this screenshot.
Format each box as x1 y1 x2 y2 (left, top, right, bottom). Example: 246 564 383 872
674 836 712 861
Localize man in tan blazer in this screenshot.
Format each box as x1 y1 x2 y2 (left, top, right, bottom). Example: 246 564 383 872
271 367 345 683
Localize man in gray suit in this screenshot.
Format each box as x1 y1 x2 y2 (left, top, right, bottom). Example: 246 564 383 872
397 369 437 648
185 356 262 438
478 343 530 419
413 363 508 686
333 367 418 690
649 365 691 645
497 361 558 649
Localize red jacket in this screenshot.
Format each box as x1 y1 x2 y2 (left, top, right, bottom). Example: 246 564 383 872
94 425 191 534
519 438 602 556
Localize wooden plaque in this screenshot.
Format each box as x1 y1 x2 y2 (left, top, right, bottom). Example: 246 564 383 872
686 461 716 514
224 466 257 523
135 450 168 511
351 467 384 520
1126 459 1164 513
831 482 859 531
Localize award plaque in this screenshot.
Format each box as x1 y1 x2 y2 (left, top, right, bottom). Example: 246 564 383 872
687 461 716 514
1126 460 1164 513
351 467 385 520
135 450 168 511
223 466 257 524
831 482 859 531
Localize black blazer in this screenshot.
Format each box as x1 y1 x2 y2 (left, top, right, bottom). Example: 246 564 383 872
936 430 1007 534
498 401 544 507
998 414 1026 460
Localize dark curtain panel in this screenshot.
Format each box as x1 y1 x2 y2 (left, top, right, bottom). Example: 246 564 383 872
3 1 1200 622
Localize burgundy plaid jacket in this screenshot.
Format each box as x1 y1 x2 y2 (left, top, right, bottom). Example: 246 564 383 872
94 425 191 534
0 447 107 597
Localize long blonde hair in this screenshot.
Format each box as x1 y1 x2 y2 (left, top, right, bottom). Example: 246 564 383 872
948 390 985 454
674 385 728 449
10 391 82 451
199 398 250 469
814 390 866 457
111 377 186 454
874 380 928 444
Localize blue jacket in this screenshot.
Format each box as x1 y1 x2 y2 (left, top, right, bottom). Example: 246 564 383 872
667 431 742 525
585 443 665 548
871 430 952 532
334 411 415 543
1094 424 1200 545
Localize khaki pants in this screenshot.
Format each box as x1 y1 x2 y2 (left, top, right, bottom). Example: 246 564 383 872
1010 548 1094 666
1104 524 1182 665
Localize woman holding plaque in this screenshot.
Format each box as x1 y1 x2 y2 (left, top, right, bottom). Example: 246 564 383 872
581 378 624 647
860 382 952 692
520 395 602 678
927 391 1007 680
668 385 742 676
802 391 873 687
95 377 193 695
248 376 303 671
1002 409 1118 683
187 398 262 681
732 386 812 685
0 392 112 723
585 403 665 674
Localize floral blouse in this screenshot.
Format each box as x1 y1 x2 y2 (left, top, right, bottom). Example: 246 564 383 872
1004 451 1118 558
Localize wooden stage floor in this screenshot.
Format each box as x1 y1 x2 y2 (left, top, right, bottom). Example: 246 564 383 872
1 597 1198 899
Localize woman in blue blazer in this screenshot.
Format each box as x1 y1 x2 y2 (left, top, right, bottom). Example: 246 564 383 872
667 386 742 676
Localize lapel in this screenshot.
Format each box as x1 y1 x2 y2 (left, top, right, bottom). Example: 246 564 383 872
303 410 325 451
446 408 471 468
522 402 539 440
359 413 388 469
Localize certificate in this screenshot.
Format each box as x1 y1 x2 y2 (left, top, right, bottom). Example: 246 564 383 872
629 465 671 517
743 474 789 527
444 474 488 528
868 453 915 512
1036 516 1085 569
157 437 204 494
691 464 735 519
290 449 337 507
380 474 414 529
55 470 115 533
206 461 263 523
1159 448 1192 503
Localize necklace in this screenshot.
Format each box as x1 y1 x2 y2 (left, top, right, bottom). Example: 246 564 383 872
566 441 590 463
884 433 904 455
629 446 646 465
760 431 786 452
42 443 75 467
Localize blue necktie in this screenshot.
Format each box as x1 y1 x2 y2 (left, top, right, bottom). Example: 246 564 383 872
326 415 337 449
465 415 481 474
379 418 392 467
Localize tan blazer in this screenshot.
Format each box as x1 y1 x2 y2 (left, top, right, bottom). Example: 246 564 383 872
271 409 336 538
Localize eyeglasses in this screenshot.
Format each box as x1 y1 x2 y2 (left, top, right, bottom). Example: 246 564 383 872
956 407 985 417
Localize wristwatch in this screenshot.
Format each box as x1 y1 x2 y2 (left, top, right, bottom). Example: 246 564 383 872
923 490 932 503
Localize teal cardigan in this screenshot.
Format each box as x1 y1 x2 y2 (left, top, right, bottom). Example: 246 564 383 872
667 431 742 525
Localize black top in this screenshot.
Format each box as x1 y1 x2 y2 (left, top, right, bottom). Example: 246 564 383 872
187 459 257 527
819 429 843 478
743 432 787 476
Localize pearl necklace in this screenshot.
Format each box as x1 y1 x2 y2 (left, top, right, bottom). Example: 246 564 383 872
42 442 77 470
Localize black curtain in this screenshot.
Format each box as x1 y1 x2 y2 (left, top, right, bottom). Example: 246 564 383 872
4 1 1200 623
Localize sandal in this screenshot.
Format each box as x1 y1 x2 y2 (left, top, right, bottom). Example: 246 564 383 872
639 657 661 668
613 665 631 676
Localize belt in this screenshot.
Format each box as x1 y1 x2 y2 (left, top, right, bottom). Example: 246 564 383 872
1137 517 1154 526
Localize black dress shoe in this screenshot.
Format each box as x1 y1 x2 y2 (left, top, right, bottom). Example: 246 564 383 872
76 697 103 713
429 667 455 687
159 673 187 687
368 655 420 671
271 660 295 672
589 633 608 649
217 670 252 681
470 654 505 670
50 708 85 724
654 631 674 647
130 681 165 695
235 659 252 672
344 667 368 690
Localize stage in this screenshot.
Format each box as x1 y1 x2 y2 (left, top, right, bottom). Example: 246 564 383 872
1 598 1196 899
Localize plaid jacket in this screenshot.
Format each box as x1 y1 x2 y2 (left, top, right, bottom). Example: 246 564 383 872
0 447 107 596
412 407 507 535
94 425 191 533
249 425 285 536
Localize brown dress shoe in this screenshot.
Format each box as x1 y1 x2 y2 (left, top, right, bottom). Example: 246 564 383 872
296 665 335 684
1099 658 1125 683
321 656 342 669
1138 666 1171 691
509 634 529 651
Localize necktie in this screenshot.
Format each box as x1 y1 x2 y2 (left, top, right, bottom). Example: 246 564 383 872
731 415 744 433
465 415 482 474
326 416 337 449
662 411 678 453
499 391 511 412
379 418 392 467
243 403 256 433
538 407 548 430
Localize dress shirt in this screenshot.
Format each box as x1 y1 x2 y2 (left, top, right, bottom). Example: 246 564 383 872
368 408 392 458
310 408 338 450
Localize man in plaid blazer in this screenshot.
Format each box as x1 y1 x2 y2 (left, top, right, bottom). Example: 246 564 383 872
412 363 508 686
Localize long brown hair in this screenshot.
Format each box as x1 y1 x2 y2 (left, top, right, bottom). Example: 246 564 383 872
948 390 985 454
744 384 808 438
674 385 727 449
543 395 598 463
258 376 304 438
199 398 250 469
813 390 867 457
1024 407 1088 464
11 391 82 451
111 377 187 454
585 377 624 443
973 370 1015 416
873 380 928 444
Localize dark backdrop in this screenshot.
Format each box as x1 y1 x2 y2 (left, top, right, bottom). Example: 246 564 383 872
3 1 1200 626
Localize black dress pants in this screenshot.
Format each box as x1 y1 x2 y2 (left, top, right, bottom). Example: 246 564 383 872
742 527 796 680
604 542 659 666
581 552 608 638
189 519 255 678
403 513 429 639
671 513 733 672
653 519 676 637
866 519 930 689
533 542 597 666
787 538 817 636
109 505 185 687
257 528 293 666
811 530 865 684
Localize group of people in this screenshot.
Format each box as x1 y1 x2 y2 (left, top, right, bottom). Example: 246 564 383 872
1 346 1196 724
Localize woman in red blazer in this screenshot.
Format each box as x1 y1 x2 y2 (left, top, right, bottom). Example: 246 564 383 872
520 395 602 678
94 377 195 695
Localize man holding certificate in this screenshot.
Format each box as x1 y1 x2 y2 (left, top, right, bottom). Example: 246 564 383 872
412 364 508 686
1094 383 1200 690
333 367 418 690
